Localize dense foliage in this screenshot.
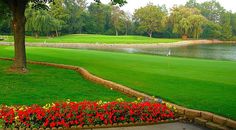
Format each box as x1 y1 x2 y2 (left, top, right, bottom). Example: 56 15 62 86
133 4 167 37
185 0 235 39
0 2 11 34
169 6 207 39
0 0 235 40
0 101 175 128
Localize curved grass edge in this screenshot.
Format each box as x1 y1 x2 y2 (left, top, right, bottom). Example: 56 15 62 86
0 57 235 129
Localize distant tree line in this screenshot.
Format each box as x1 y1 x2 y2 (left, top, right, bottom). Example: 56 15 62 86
0 0 235 40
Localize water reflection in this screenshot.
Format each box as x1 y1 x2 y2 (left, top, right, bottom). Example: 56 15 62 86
122 48 139 53
93 43 236 61
162 43 236 61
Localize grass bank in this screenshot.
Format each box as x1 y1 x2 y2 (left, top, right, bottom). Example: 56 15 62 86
0 60 132 105
1 34 181 44
0 46 235 120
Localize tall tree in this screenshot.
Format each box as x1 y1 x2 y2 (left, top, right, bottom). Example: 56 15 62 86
0 0 54 72
25 3 59 38
199 0 233 39
111 6 124 36
169 6 206 39
230 13 236 36
201 21 222 39
185 0 199 8
63 0 87 34
87 3 111 34
122 12 132 35
221 12 232 39
49 0 68 36
199 0 225 23
0 0 126 72
1 0 38 72
188 0 232 39
133 4 167 38
188 15 207 39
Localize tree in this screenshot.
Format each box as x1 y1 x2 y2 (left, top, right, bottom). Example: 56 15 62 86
199 0 233 40
0 0 53 72
0 0 126 72
230 13 236 36
49 0 68 36
133 4 167 38
202 21 222 39
169 6 206 39
221 12 232 39
63 0 87 34
199 0 225 23
83 3 116 35
87 3 113 34
188 15 207 39
111 6 124 36
121 12 132 35
25 4 60 38
185 0 199 8
185 0 234 39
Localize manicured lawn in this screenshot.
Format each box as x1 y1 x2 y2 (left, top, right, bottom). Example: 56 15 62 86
0 60 132 105
0 46 236 120
1 34 181 44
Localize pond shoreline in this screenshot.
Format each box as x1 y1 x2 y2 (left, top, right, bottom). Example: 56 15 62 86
0 40 236 49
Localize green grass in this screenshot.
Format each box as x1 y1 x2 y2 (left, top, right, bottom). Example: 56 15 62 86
1 34 181 44
0 46 236 120
0 60 132 105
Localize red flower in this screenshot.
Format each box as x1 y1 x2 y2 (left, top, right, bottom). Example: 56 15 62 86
0 101 175 128
50 122 56 128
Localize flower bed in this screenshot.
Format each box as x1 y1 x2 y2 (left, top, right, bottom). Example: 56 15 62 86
0 100 175 128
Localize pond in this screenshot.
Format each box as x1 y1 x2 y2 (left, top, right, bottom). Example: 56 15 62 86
93 43 236 61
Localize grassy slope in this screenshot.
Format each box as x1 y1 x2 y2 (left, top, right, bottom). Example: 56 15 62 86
0 60 132 105
2 34 181 44
0 46 235 119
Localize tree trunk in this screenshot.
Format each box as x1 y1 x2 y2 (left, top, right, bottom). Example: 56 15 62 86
125 24 128 35
182 35 188 40
148 32 152 38
35 32 39 38
55 30 59 37
10 0 27 72
115 29 118 36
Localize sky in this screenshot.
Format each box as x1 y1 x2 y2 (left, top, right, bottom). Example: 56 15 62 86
87 0 236 13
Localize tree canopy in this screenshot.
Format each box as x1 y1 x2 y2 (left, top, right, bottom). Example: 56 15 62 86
1 0 235 39
170 6 206 39
134 4 167 37
231 13 236 35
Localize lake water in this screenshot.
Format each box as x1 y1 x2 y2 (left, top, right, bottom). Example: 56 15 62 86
96 43 236 61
